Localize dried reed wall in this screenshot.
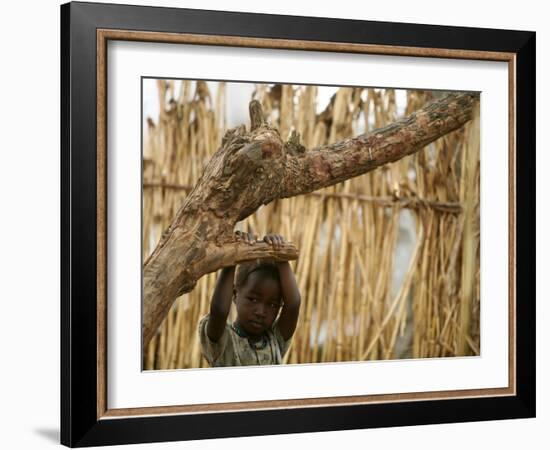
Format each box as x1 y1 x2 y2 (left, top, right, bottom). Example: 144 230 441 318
142 80 480 369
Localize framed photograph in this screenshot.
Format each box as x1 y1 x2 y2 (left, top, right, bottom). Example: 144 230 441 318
61 1 535 447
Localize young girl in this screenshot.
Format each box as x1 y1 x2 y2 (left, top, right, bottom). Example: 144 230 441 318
198 232 301 367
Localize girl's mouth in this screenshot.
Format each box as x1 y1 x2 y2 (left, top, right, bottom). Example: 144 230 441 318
249 321 264 330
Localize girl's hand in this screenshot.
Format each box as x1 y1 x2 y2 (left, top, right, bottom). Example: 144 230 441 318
263 233 285 250
234 230 258 245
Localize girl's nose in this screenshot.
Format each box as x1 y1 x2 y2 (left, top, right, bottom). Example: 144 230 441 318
255 304 266 318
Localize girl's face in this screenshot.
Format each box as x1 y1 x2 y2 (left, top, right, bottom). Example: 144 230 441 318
234 270 282 337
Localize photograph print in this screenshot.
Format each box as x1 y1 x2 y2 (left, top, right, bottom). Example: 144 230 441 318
141 79 480 371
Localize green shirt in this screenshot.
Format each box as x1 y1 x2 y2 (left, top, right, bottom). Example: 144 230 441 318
198 314 292 367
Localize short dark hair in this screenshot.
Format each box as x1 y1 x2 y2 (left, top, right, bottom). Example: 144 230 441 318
234 258 280 289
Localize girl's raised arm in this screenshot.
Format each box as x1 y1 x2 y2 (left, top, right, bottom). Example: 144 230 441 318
206 266 235 342
275 260 301 340
263 233 301 341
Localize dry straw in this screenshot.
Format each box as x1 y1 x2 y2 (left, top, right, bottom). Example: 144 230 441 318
142 81 480 369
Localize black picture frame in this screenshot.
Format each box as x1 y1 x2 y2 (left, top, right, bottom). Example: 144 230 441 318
61 1 535 447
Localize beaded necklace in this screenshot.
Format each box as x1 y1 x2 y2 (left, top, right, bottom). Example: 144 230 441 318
231 321 273 365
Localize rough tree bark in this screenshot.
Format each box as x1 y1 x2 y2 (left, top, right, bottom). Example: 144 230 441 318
142 92 479 349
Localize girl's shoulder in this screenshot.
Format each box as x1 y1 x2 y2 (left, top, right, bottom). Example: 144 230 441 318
270 319 293 357
198 314 235 366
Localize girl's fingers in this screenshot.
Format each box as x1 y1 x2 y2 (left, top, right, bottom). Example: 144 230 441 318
236 230 265 245
261 234 287 249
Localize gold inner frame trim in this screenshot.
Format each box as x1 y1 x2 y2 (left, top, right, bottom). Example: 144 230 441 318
96 28 517 420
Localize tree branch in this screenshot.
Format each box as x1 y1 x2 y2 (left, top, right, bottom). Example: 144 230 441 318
280 92 478 197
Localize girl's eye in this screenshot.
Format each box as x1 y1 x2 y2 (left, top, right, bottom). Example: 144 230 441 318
270 303 279 309
248 298 257 303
